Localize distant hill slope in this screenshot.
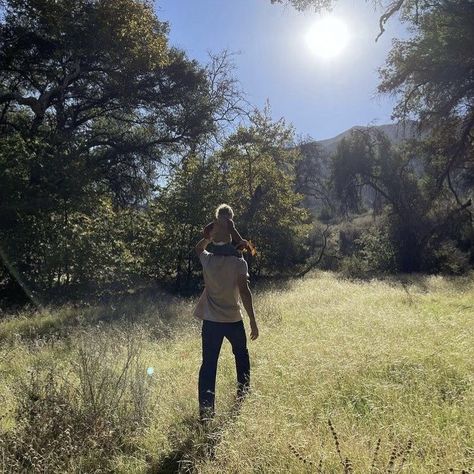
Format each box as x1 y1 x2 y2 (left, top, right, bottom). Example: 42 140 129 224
298 121 421 213
314 121 419 155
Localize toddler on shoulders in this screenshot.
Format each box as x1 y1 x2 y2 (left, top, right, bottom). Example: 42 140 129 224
203 204 253 257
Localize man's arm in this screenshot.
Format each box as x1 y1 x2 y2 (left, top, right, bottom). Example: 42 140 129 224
195 237 211 256
203 222 214 240
238 274 259 340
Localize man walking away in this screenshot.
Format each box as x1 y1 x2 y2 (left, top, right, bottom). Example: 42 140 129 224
194 236 259 421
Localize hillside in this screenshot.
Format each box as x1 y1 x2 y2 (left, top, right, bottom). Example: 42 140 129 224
298 121 422 214
315 121 419 155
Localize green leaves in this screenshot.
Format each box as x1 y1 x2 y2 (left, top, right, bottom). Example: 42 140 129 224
0 0 221 296
218 109 311 273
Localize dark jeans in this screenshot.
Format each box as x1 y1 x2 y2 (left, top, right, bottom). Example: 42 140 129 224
198 319 250 418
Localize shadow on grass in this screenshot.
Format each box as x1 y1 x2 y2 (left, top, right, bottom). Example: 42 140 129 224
149 398 245 473
334 270 474 293
0 285 196 344
0 272 302 344
148 416 199 474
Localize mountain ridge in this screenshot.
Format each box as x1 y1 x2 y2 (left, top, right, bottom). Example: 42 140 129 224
313 121 419 154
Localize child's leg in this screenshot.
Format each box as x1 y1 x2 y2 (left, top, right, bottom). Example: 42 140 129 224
207 243 241 257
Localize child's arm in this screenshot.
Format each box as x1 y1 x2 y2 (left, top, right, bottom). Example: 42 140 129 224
229 219 245 244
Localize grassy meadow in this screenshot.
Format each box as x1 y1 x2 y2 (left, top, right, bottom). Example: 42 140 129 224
0 272 473 473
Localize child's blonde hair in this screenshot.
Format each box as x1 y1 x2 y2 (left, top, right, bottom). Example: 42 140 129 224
215 204 234 220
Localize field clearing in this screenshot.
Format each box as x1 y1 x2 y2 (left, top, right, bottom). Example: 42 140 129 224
0 272 473 473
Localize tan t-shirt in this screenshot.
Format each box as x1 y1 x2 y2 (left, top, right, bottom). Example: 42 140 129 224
194 251 249 322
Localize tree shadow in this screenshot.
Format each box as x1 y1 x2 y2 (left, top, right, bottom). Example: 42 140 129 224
335 270 474 294
147 416 201 474
385 272 474 300
148 397 246 473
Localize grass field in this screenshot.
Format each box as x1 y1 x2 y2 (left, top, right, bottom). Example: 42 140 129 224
0 272 473 473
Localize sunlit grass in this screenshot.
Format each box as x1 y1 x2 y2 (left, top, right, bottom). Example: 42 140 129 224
0 272 473 472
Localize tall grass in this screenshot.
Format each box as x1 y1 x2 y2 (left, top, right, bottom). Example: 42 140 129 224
1 272 473 472
0 328 159 472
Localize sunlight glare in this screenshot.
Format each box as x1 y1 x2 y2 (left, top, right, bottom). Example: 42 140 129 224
306 17 350 59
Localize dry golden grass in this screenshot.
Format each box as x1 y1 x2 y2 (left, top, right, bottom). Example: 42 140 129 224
1 271 473 472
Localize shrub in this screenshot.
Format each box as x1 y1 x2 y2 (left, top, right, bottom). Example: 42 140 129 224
338 218 397 278
339 254 370 278
424 240 471 275
0 329 156 472
357 224 398 274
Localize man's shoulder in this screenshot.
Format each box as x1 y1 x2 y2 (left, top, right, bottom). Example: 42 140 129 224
216 257 249 283
224 255 246 265
199 250 211 264
204 253 247 269
233 256 249 276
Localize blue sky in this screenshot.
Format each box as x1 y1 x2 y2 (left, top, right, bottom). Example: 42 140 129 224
154 0 409 141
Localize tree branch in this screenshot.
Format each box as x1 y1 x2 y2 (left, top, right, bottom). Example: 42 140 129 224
376 0 407 41
297 224 330 277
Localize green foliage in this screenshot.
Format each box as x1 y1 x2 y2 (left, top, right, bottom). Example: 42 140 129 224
270 0 333 12
0 0 220 298
295 140 334 214
0 195 164 293
269 0 415 39
424 240 471 275
350 221 398 277
274 0 474 277
379 1 474 132
64 200 164 285
153 109 313 286
330 128 472 273
153 155 227 288
378 0 474 233
2 0 473 303
219 108 312 274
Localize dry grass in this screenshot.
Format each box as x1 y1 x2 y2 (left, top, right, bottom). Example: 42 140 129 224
1 271 473 472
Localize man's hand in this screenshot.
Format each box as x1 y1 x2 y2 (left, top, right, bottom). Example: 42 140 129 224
250 319 259 341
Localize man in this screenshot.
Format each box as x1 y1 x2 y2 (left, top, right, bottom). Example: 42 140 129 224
194 236 259 420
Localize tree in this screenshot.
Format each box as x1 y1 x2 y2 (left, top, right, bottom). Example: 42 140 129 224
219 107 312 274
295 140 334 217
379 1 474 127
276 0 473 273
269 0 415 38
153 155 227 290
0 0 216 204
0 0 218 297
378 0 474 213
331 128 472 272
270 0 332 13
270 1 473 171
204 50 250 147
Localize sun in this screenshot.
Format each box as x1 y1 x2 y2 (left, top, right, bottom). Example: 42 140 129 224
305 17 350 59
